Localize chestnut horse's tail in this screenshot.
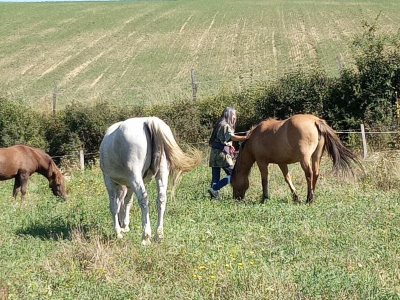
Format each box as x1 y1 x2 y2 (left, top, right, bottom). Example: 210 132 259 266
316 119 360 175
146 117 202 194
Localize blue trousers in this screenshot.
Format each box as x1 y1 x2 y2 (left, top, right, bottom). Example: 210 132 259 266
211 166 233 191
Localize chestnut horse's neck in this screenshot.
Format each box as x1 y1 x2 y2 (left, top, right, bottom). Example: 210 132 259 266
231 141 255 198
234 144 255 177
32 149 57 180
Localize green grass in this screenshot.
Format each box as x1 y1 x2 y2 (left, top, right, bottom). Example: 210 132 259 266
1 0 400 108
0 153 399 299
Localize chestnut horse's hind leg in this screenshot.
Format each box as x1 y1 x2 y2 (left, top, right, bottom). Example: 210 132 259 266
18 172 29 202
300 158 314 204
256 160 269 203
311 137 325 200
12 176 21 200
278 164 299 203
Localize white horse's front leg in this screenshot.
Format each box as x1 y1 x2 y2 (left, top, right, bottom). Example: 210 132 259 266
111 199 123 238
131 177 151 245
139 191 151 245
119 188 134 233
104 176 125 238
103 175 126 238
154 164 168 242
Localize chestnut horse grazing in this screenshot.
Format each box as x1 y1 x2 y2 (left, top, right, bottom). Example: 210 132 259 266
0 145 67 202
100 117 201 244
231 114 359 203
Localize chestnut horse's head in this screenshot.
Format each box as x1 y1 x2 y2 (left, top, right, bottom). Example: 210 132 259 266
48 161 67 201
230 139 252 200
231 166 249 200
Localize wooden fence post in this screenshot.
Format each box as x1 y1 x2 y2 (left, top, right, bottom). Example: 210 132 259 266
52 81 57 116
191 69 197 102
360 124 367 159
79 150 84 171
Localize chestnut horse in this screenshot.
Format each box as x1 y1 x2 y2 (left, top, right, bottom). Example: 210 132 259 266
0 145 67 202
231 114 359 203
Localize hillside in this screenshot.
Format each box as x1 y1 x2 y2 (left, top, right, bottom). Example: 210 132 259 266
1 0 400 110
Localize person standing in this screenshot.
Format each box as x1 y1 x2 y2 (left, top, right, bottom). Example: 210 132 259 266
208 107 248 199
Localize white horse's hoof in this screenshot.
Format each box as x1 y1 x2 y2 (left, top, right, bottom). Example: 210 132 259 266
154 228 164 242
141 238 151 246
116 232 123 239
121 226 130 233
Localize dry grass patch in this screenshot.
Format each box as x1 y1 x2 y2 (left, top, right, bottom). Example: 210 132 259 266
359 150 400 191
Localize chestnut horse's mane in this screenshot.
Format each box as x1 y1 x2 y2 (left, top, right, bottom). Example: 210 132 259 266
238 124 257 151
27 146 62 181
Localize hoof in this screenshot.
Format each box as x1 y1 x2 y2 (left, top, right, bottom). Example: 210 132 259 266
121 226 130 233
141 231 152 245
292 194 300 204
141 237 151 246
116 232 123 239
154 228 164 242
261 196 268 204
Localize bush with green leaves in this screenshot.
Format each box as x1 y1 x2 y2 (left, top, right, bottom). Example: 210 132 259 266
0 98 47 149
326 22 400 130
253 69 328 123
46 102 145 161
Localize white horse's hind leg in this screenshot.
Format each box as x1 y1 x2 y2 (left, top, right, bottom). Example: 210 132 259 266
119 188 134 233
154 159 168 242
130 175 152 245
104 176 126 239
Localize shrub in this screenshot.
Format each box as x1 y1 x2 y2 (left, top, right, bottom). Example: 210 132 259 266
46 102 145 161
254 69 327 122
0 98 47 149
351 21 400 128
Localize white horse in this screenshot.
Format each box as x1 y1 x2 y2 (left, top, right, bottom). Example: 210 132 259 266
100 117 201 244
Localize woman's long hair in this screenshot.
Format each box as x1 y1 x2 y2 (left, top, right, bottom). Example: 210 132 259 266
209 107 237 145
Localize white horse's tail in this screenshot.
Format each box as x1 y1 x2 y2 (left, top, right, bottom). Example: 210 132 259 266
146 117 202 195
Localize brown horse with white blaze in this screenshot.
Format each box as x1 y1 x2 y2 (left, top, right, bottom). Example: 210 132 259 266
0 145 67 202
231 114 360 203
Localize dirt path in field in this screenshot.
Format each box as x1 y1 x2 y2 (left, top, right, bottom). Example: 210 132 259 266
179 14 193 33
119 36 146 80
195 12 218 52
290 13 302 61
90 66 110 88
300 23 317 59
64 51 106 83
21 64 35 75
222 19 240 74
272 31 278 70
39 55 72 79
206 12 227 69
38 33 109 82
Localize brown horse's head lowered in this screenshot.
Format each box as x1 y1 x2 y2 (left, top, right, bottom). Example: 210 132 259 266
48 160 67 201
0 145 67 202
231 114 360 204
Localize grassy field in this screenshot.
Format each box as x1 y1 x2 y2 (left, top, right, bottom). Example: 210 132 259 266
1 0 400 109
0 151 399 299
